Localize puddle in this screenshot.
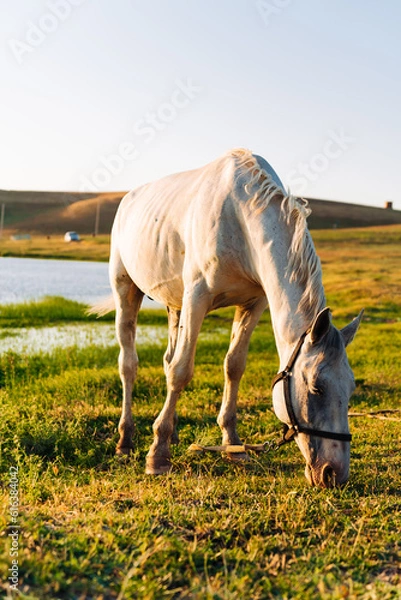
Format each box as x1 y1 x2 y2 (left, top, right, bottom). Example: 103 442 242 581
0 323 230 356
0 324 167 355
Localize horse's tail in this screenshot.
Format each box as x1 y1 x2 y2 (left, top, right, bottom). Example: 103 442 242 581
87 295 116 317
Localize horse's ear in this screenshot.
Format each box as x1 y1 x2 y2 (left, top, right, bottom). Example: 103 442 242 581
341 309 364 347
310 307 332 344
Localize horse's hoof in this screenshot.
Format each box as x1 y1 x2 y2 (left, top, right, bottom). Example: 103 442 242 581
145 456 172 475
224 451 250 464
116 445 133 458
171 432 180 445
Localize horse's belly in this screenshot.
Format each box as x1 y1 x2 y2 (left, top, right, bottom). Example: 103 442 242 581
140 272 185 308
119 224 186 308
210 284 266 310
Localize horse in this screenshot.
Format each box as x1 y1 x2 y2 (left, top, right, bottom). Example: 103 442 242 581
94 148 362 487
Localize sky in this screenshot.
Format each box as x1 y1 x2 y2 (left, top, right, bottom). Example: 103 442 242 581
1 0 400 208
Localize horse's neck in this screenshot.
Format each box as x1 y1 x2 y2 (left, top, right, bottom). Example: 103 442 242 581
244 200 325 365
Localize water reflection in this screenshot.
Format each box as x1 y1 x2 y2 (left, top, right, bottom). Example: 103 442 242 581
0 257 161 309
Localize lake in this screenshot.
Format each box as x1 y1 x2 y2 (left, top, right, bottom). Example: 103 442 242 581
0 257 161 308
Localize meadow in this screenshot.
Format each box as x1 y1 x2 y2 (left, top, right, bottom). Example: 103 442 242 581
0 226 400 599
0 235 111 262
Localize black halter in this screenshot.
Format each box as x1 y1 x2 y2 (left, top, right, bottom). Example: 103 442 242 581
271 330 352 446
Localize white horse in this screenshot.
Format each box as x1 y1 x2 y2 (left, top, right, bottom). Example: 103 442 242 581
96 148 362 487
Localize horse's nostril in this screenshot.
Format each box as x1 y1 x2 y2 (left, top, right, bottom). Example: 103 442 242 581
322 464 337 488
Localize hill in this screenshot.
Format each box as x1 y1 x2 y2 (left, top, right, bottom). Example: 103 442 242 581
306 198 401 229
0 190 125 235
0 189 400 234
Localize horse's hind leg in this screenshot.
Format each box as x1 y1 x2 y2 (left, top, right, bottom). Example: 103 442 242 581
218 297 267 461
111 256 144 455
164 307 181 445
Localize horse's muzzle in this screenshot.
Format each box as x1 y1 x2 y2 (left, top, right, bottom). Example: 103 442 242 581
305 462 349 488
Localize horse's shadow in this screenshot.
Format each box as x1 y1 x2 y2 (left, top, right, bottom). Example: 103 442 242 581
17 408 299 480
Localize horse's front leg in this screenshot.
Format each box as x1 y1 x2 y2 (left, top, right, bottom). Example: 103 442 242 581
217 297 267 461
146 288 209 475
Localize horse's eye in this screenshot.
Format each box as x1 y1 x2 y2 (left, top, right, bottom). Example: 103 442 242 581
311 385 324 396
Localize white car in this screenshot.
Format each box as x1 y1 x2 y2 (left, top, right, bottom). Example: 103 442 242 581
64 231 80 242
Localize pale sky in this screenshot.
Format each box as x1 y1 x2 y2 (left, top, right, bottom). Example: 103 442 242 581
1 0 400 208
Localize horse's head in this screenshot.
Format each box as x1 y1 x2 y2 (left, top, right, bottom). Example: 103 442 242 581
272 308 363 488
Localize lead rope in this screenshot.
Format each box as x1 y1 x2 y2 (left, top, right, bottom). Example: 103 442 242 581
188 427 295 457
188 409 400 458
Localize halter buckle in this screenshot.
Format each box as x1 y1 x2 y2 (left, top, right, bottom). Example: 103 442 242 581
276 423 298 447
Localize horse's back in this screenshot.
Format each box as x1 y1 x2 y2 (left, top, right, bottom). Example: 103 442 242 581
110 150 279 308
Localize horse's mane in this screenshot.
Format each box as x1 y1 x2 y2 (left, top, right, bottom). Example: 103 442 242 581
229 148 325 319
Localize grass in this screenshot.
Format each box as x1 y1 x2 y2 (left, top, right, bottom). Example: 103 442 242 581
0 296 167 329
0 235 111 262
0 297 111 328
313 226 401 322
0 226 401 599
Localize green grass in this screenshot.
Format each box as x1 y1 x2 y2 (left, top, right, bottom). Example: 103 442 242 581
0 227 401 599
313 226 401 323
0 296 170 329
0 235 111 262
0 296 109 328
